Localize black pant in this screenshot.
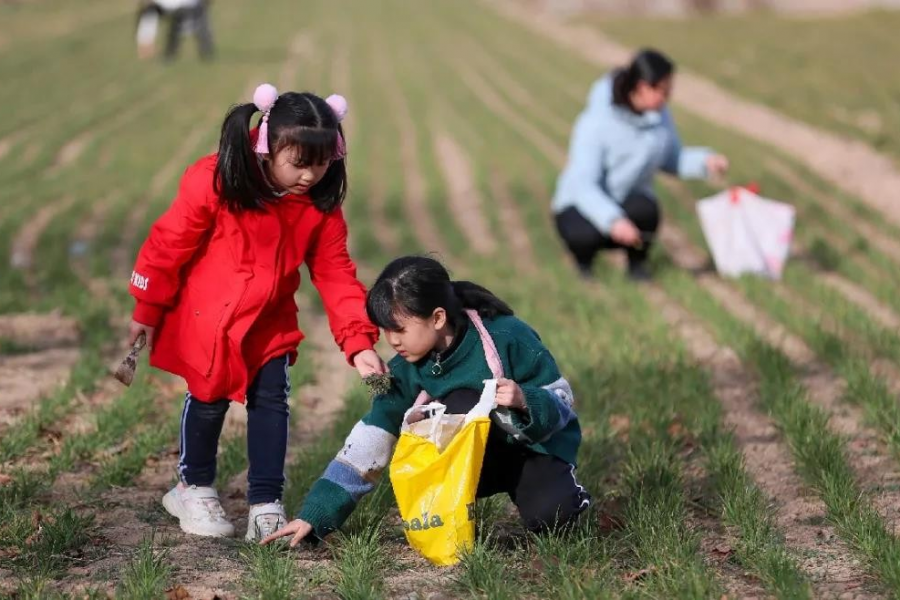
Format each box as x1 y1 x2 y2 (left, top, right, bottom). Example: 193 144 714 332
178 355 290 505
442 389 590 533
555 191 661 272
164 1 214 60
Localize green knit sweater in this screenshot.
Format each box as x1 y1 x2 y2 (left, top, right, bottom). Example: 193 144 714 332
297 314 581 537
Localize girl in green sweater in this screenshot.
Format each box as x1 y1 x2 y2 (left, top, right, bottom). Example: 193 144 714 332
262 256 590 547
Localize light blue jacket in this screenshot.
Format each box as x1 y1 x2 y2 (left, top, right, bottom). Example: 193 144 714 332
552 73 713 234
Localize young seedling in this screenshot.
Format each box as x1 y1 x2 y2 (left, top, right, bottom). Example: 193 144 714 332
363 372 393 397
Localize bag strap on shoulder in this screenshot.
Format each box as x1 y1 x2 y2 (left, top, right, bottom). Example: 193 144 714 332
464 309 503 379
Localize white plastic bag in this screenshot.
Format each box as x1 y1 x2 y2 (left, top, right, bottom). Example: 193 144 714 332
403 380 498 452
696 187 795 280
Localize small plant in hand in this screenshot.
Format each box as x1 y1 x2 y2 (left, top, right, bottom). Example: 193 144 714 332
363 372 393 397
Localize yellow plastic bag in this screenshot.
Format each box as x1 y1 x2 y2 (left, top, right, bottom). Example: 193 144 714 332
389 380 497 566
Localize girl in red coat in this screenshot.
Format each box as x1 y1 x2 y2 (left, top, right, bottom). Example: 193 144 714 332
128 83 386 541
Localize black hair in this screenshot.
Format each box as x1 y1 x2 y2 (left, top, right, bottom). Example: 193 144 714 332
213 91 347 213
612 48 675 108
136 2 162 21
366 256 513 331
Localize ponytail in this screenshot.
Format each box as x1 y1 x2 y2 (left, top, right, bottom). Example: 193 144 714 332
366 256 513 331
450 280 513 319
612 65 639 107
213 102 273 212
612 48 675 108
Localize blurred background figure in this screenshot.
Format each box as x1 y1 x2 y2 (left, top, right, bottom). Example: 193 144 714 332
136 0 214 61
552 49 729 281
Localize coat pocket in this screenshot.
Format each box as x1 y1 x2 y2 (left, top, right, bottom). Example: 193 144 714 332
177 285 237 377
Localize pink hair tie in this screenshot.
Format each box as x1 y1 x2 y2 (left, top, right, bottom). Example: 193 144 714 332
253 83 279 154
333 133 347 160
326 94 348 160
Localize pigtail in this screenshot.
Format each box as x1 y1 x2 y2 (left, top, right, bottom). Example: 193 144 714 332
450 281 513 319
612 65 637 107
309 121 347 213
213 102 272 212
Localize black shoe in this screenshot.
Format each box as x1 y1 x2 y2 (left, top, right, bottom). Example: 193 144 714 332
577 264 594 281
627 261 652 282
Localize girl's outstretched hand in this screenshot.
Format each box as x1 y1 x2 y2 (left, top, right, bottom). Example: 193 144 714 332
260 518 313 547
496 378 526 410
353 349 387 378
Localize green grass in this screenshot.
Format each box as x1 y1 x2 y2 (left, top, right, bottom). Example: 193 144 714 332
89 396 183 491
651 144 900 475
736 277 900 462
593 10 900 160
44 371 157 481
396 10 811 591
662 268 900 594
331 525 392 600
0 337 45 355
11 580 108 600
455 536 525 600
239 543 308 600
116 534 173 600
238 382 393 597
0 373 174 593
3 0 900 595
655 118 900 317
0 303 111 463
530 525 616 599
703 439 811 599
613 410 721 599
0 508 94 582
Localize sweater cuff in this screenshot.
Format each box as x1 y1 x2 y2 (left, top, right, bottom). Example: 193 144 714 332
516 386 561 444
342 332 376 365
297 478 357 539
678 147 713 179
597 205 626 236
133 301 165 328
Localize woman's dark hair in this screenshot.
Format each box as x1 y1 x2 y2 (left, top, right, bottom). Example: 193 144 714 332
366 256 513 331
612 48 675 108
214 92 347 212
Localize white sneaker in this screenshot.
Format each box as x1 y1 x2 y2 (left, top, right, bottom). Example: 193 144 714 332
245 500 288 542
162 483 235 538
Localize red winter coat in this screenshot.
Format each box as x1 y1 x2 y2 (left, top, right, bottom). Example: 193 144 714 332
129 155 378 402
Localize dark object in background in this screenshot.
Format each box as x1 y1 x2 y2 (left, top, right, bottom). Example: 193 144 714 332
136 0 214 61
555 191 660 280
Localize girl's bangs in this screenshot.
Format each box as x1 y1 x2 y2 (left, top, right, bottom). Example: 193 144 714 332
274 126 338 166
366 282 410 331
367 298 403 331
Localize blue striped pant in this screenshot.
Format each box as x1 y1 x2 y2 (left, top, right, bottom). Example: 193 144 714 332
177 355 291 505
